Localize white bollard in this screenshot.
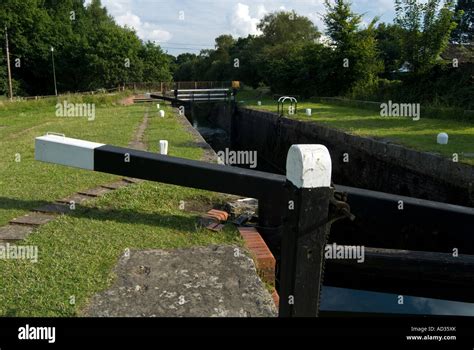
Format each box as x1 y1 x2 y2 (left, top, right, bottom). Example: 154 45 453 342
437 132 448 145
257 101 262 106
156 103 160 109
306 108 312 116
159 140 168 155
286 144 332 189
159 110 165 118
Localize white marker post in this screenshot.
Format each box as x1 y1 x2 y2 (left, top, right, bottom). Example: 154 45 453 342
437 132 448 145
279 144 332 317
306 108 312 116
156 103 160 110
159 110 165 118
159 140 168 155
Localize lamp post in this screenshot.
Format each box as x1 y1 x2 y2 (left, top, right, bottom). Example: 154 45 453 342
51 46 57 96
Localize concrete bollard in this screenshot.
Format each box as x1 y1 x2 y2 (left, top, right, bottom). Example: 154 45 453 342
159 140 168 155
156 103 160 110
306 108 312 116
159 110 165 118
258 101 262 106
437 132 448 145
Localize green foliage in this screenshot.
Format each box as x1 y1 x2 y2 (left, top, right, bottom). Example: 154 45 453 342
324 0 361 47
0 52 7 95
230 36 262 88
139 42 173 83
0 0 172 95
452 0 474 42
257 10 320 45
395 0 458 72
324 0 383 96
375 23 404 76
171 4 470 109
171 10 322 89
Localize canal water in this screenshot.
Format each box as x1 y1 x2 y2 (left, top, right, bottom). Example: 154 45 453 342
185 103 474 317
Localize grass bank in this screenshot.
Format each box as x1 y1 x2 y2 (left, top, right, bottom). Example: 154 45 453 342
0 97 239 316
238 89 474 165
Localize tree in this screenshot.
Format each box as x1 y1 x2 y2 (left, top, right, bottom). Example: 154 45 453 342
0 0 173 95
257 11 320 45
139 42 173 83
324 0 361 48
204 35 236 81
395 0 458 72
375 23 403 76
0 50 7 96
230 35 263 88
255 11 321 93
323 0 383 95
452 0 474 43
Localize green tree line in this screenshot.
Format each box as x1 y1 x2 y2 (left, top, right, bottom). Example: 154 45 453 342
1 0 472 108
173 0 473 108
0 0 172 96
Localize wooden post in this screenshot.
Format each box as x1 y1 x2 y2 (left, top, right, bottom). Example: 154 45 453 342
279 145 332 317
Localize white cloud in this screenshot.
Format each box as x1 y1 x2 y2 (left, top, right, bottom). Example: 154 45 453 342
99 0 172 43
116 12 142 28
256 4 267 19
87 0 399 55
229 3 264 37
101 0 132 15
142 23 172 42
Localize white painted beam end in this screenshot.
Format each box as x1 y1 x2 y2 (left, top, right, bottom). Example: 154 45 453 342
35 134 104 170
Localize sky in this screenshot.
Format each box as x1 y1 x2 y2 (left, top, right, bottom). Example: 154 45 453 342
84 0 398 56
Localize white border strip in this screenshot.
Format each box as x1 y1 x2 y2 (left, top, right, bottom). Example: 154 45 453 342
35 134 105 170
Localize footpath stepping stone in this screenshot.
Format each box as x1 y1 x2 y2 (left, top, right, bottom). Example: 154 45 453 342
128 141 145 150
101 180 131 190
123 177 145 184
57 193 92 205
33 203 70 214
0 225 35 241
10 212 56 226
78 187 112 198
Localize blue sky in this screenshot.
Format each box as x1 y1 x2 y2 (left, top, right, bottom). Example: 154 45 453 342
86 0 397 56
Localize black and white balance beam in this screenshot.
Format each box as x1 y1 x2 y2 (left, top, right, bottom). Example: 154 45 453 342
34 134 287 199
35 133 334 317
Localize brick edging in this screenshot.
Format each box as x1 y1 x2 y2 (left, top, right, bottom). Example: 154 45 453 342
237 226 278 307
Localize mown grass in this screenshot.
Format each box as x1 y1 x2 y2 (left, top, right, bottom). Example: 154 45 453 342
0 97 240 316
0 95 143 226
238 89 474 165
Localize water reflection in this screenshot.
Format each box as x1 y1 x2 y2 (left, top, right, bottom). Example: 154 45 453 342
321 286 474 316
